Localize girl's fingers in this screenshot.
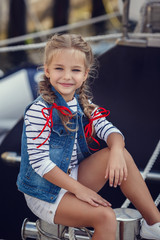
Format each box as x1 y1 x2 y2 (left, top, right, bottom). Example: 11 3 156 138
88 194 112 207
109 169 114 187
118 169 124 186
97 198 111 207
92 198 111 207
88 199 99 207
108 167 128 187
105 168 109 180
124 166 128 181
113 169 120 187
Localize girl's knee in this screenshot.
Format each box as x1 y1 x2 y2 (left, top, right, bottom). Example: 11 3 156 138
102 208 117 227
93 207 117 230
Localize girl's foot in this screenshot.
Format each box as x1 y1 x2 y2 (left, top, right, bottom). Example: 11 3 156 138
140 219 160 240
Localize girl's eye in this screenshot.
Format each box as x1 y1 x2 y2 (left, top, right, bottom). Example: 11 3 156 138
55 67 63 70
72 69 81 72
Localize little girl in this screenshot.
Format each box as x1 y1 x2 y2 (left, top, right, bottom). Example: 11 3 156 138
17 34 160 240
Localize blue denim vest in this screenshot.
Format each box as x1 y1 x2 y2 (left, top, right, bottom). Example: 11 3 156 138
17 87 93 203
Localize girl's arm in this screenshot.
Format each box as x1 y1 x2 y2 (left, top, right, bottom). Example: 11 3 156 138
44 166 111 207
25 101 56 176
105 132 128 188
91 107 127 188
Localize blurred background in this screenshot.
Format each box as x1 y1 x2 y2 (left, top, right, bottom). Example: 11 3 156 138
0 0 123 72
0 0 160 239
0 0 145 72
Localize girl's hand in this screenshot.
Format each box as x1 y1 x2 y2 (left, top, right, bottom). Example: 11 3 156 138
44 166 111 207
105 148 128 188
75 185 111 207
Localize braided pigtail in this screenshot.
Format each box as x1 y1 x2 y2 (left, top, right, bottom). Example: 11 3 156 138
39 74 56 104
77 81 98 142
77 81 97 118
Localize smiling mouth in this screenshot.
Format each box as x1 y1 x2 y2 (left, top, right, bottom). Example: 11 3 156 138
59 83 74 87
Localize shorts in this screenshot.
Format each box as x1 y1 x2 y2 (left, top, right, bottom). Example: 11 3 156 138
24 165 78 225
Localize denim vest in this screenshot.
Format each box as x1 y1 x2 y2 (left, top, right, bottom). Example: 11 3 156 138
17 88 93 203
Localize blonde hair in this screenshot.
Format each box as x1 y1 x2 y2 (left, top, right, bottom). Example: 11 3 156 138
39 34 98 132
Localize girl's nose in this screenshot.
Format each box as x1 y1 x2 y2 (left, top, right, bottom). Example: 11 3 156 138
64 70 71 80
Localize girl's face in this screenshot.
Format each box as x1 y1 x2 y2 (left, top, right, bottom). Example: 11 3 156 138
44 48 89 102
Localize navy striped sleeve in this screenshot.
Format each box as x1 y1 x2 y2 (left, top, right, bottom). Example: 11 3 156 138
25 101 56 177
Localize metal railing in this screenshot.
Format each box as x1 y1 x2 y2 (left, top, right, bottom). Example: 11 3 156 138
117 0 160 47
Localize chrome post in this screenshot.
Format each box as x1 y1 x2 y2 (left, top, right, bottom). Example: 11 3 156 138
36 219 66 240
122 0 130 39
114 208 142 240
1 151 21 163
117 0 147 47
21 218 39 240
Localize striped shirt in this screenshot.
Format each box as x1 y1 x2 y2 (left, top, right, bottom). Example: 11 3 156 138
25 97 123 177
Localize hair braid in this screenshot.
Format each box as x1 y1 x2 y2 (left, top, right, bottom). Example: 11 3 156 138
77 81 97 119
39 75 56 104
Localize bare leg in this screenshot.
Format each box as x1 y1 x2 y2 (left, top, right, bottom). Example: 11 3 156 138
78 147 160 225
55 192 117 240
55 147 160 239
120 149 160 225
55 148 117 239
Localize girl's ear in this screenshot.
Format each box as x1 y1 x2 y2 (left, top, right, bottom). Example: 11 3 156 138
44 64 50 78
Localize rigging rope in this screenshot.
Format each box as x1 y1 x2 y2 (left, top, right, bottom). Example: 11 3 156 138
155 193 160 207
0 12 120 47
1 32 160 53
0 33 121 53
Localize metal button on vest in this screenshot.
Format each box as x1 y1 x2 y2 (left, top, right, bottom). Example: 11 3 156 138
60 130 63 134
67 168 71 175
